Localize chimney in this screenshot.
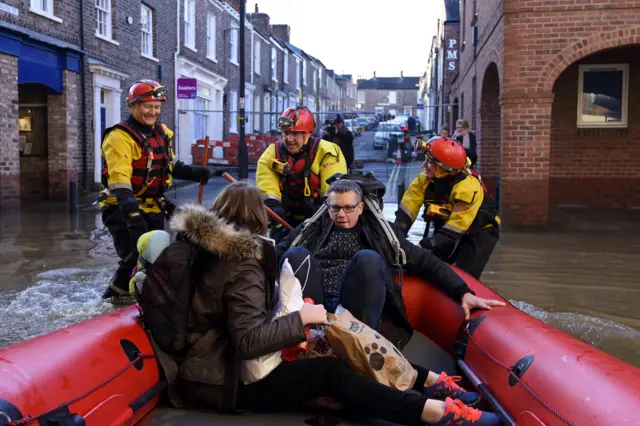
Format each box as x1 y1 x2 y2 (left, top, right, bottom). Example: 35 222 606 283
227 0 244 13
251 12 270 33
271 24 290 42
255 3 258 13
373 71 376 78
401 70 403 78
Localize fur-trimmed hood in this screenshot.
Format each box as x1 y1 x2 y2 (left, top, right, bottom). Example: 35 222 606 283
169 204 263 260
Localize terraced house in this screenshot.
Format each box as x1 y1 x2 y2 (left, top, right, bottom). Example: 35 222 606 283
0 0 346 207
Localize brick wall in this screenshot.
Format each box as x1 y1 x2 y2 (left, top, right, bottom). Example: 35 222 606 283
549 45 640 207
1 0 81 46
0 54 20 209
19 157 48 200
47 70 82 200
360 89 418 115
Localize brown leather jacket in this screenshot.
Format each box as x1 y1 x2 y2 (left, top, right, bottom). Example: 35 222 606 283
149 204 307 411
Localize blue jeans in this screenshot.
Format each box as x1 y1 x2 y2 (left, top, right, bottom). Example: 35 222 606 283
280 247 387 330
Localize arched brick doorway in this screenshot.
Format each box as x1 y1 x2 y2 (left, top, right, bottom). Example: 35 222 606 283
550 45 640 211
479 62 501 200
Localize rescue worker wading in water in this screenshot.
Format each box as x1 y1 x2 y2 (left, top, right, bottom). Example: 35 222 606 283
394 137 501 280
256 106 347 239
100 79 210 300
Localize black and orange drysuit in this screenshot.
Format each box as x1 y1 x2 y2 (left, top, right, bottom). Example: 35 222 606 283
394 169 501 279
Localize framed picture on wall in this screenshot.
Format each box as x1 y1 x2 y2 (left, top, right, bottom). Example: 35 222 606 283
23 143 33 155
19 117 32 132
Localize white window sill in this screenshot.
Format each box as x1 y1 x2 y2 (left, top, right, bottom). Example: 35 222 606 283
206 55 218 63
184 44 198 53
141 53 159 62
255 71 261 76
285 80 289 84
230 60 239 67
577 123 628 129
95 33 120 46
29 7 63 23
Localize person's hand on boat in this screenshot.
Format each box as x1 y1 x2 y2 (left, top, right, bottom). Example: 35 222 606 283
461 293 506 320
299 303 328 325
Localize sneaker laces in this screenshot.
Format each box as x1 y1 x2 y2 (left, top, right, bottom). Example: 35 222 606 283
446 398 482 423
439 373 468 397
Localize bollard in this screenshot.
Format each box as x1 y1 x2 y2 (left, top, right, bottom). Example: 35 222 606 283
68 180 78 215
397 180 406 207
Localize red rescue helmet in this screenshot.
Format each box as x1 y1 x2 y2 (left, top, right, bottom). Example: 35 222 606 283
277 106 315 133
127 80 167 107
421 136 467 172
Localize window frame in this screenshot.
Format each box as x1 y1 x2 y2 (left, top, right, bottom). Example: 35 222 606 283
229 90 238 133
271 47 277 82
95 0 114 41
229 27 239 65
296 59 301 89
29 0 62 23
184 0 196 51
140 4 154 59
577 63 629 129
254 40 261 75
284 50 289 84
206 13 217 61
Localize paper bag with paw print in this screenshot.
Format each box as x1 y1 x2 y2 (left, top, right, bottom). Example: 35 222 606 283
325 309 417 391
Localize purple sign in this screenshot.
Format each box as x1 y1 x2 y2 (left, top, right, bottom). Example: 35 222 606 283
176 77 197 99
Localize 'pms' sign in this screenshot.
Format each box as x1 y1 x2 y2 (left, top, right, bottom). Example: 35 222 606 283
447 39 458 71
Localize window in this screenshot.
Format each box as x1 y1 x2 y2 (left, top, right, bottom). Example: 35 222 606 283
195 98 209 140
206 14 216 60
271 47 277 81
141 5 153 57
254 40 261 74
319 68 323 89
296 59 301 89
357 91 365 104
578 64 629 128
313 70 317 89
95 0 112 39
229 90 238 133
184 0 196 50
303 60 307 86
389 91 397 104
284 50 289 83
229 27 238 64
30 0 62 22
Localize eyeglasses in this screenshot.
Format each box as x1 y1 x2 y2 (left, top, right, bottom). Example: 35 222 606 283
326 203 359 214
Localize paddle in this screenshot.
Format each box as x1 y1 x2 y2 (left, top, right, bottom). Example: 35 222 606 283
222 172 293 231
197 136 210 205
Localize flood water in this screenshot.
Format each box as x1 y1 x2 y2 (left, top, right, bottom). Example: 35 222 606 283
0 197 639 369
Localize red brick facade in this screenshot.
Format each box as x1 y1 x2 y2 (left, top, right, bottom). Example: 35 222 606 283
451 0 640 227
0 54 20 209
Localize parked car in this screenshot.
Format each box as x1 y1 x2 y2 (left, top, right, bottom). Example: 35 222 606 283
373 122 404 149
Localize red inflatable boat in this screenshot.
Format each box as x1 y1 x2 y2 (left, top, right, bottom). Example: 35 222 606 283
1 268 639 426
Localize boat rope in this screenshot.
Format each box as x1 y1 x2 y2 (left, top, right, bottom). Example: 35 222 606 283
465 330 575 426
7 353 157 426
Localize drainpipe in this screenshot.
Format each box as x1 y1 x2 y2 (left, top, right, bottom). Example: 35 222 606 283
79 0 88 194
174 0 180 161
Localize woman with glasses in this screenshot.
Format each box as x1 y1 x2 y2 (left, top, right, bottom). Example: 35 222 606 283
99 79 210 300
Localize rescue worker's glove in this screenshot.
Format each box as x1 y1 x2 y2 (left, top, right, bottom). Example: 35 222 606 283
112 188 149 247
173 161 211 184
419 237 433 250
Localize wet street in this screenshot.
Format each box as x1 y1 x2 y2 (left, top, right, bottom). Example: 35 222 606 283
1 136 639 368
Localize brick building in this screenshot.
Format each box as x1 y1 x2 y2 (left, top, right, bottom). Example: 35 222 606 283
445 0 640 227
0 0 176 208
420 0 460 133
357 72 421 117
336 74 357 112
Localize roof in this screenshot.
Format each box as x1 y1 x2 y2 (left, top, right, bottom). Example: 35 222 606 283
357 76 420 90
0 20 82 52
444 0 460 22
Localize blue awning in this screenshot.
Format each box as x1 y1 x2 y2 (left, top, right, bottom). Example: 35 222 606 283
0 24 82 94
